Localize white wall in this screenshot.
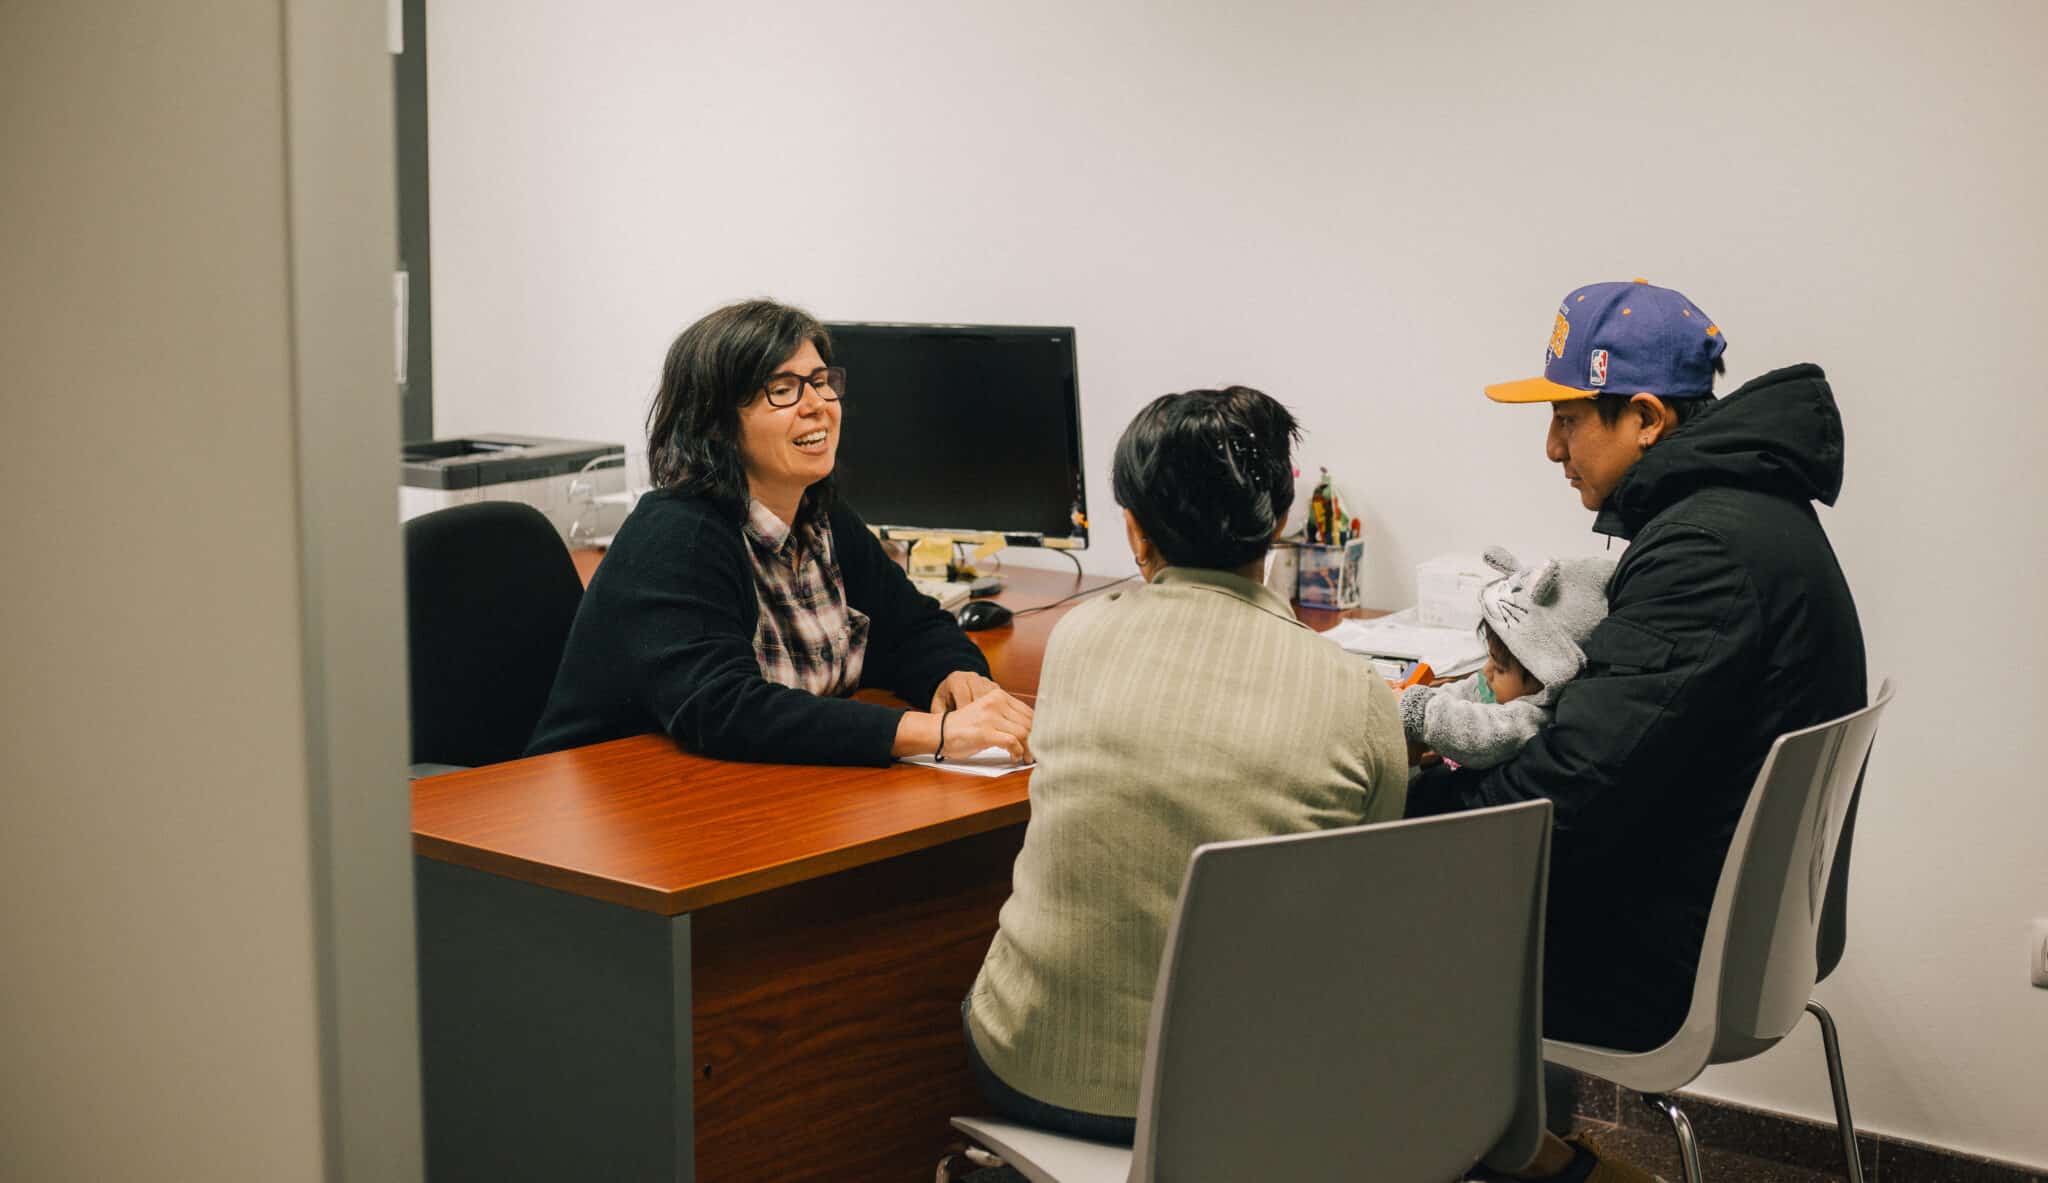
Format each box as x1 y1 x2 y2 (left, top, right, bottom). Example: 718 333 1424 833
1 2 420 1178
429 0 2048 1168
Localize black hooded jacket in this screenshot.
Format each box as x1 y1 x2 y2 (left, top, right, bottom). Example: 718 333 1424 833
1413 363 1866 1050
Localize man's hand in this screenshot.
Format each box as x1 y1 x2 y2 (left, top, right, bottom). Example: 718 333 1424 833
931 670 1003 713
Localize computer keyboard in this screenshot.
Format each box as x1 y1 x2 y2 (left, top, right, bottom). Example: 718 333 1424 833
909 577 972 611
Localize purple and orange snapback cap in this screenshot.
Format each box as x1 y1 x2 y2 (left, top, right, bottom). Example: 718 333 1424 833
1486 279 1726 403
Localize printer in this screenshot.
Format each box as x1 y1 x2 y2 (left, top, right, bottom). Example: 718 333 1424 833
400 434 625 544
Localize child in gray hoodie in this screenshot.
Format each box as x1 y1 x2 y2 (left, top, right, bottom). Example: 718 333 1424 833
1400 546 1616 768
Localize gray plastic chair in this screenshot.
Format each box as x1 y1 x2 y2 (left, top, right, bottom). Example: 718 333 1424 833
1544 677 1895 1183
953 799 1555 1183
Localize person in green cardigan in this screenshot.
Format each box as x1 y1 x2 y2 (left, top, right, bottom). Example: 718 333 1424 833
962 385 1408 1143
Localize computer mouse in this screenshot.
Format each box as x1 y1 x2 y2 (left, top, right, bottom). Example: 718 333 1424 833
955 599 1014 631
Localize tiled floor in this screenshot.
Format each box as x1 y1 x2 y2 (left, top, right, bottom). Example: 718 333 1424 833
1585 1082 2047 1183
961 1125 1849 1183
1531 1116 2046 1183
958 1113 2044 1181
1575 1118 1849 1183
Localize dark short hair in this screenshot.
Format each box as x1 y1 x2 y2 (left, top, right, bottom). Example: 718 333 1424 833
1112 386 1301 571
1591 357 1724 427
646 299 834 519
1477 620 1538 686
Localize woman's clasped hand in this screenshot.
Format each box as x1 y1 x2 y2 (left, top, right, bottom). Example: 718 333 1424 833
898 672 1034 763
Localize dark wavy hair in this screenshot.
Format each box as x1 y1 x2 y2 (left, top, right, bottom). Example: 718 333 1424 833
646 299 835 520
1111 386 1301 571
1591 357 1725 426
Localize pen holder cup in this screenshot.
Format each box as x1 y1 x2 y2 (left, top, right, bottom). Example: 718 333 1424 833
1296 539 1365 610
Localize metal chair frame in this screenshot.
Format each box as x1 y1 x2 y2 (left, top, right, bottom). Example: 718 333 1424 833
1548 678 1895 1183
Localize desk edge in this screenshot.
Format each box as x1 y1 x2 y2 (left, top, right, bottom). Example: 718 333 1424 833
413 795 1031 915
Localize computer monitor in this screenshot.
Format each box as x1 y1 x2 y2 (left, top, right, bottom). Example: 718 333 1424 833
824 322 1089 549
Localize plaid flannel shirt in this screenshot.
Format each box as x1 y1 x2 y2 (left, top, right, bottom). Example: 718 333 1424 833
742 499 869 698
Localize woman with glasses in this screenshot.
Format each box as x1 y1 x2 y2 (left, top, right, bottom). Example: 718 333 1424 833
526 299 1033 765
961 387 1408 1142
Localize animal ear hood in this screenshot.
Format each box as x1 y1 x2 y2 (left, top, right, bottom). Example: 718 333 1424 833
1483 545 1519 576
1476 548 1618 688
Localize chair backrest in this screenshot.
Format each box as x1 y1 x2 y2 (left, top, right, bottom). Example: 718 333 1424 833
1813 710 1881 983
1811 752 1870 985
404 501 584 768
1126 800 1553 1183
1690 677 1894 1063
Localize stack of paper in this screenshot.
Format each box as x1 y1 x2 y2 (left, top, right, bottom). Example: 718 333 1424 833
908 577 972 611
898 747 1035 778
1319 608 1487 678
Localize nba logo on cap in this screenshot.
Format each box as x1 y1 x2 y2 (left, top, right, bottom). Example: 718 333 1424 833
1589 349 1609 387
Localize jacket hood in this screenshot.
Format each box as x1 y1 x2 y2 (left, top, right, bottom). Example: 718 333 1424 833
1595 363 1845 539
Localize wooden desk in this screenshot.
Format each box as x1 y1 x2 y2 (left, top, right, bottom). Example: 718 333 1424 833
413 567 1117 1181
569 543 606 588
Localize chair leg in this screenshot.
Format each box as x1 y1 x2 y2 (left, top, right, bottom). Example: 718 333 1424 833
1805 1000 1868 1183
936 1144 1007 1182
1640 1093 1705 1183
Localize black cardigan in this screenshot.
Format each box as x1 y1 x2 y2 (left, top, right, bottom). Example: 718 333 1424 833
525 490 990 766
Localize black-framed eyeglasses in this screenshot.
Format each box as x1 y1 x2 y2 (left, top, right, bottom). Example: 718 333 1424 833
758 366 846 408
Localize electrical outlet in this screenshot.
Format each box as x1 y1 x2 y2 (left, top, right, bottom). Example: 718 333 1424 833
2033 919 2048 989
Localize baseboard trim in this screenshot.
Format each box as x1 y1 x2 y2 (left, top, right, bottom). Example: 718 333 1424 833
1561 1070 2045 1182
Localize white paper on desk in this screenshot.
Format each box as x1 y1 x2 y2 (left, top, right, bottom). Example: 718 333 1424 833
1320 608 1488 678
898 747 1036 778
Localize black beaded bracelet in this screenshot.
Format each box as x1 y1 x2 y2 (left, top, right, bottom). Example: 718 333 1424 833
934 709 951 763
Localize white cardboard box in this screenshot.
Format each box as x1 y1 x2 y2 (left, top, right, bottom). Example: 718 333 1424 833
1416 553 1495 630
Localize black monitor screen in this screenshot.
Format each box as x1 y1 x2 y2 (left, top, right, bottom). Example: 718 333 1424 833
825 323 1088 547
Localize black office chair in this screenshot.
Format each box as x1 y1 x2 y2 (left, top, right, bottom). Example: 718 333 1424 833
404 501 584 773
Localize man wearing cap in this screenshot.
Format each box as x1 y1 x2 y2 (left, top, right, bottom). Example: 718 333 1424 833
1411 280 1865 1180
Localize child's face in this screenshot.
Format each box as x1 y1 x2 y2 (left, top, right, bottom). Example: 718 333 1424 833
1483 637 1545 705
